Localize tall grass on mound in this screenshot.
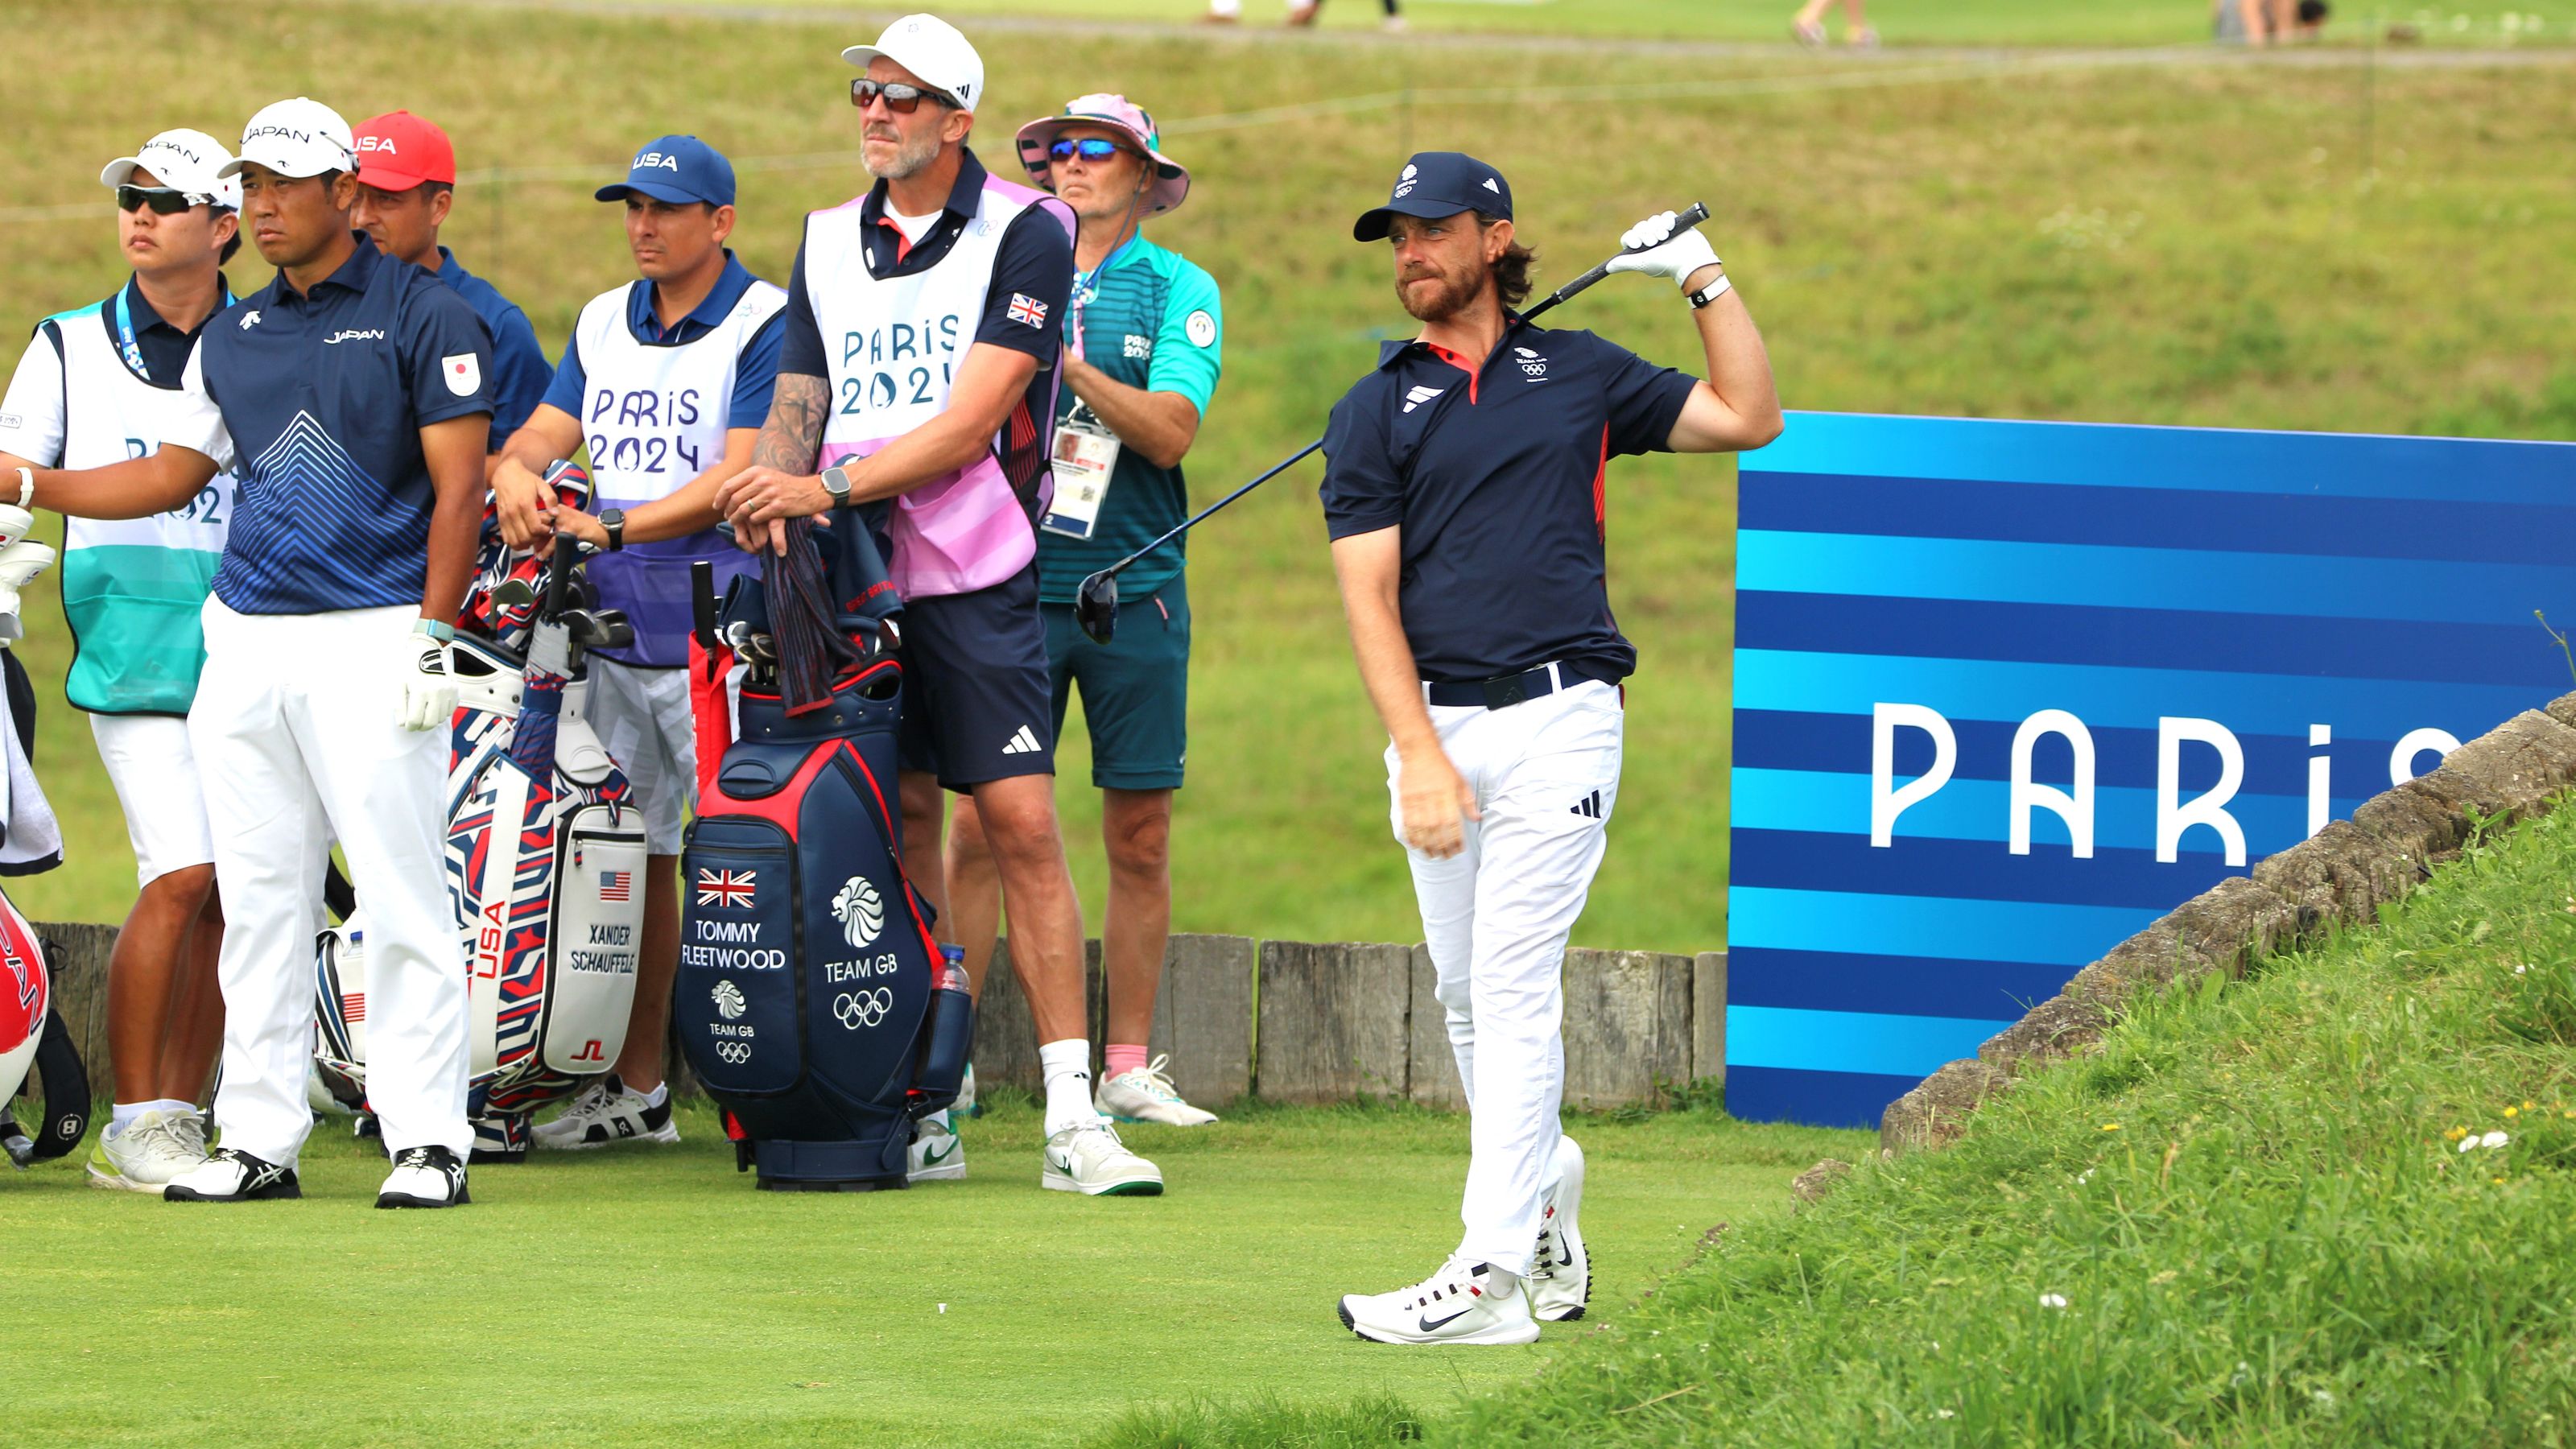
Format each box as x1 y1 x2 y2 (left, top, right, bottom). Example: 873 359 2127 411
1111 802 2576 1446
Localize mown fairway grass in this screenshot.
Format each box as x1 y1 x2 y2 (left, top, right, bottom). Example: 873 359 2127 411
4 2 2570 952
1100 799 2576 1446
6 1093 1864 1446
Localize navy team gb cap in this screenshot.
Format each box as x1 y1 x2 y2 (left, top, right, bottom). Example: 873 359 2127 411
1352 151 1512 242
596 134 736 207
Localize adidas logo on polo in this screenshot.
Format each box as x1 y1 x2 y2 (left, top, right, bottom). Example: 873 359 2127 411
1001 725 1042 756
1570 790 1604 819
1402 385 1444 414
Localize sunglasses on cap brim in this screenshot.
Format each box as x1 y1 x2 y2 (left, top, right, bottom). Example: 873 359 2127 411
850 78 956 114
1047 138 1138 163
117 184 220 215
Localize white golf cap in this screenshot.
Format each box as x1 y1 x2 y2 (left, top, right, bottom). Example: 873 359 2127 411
219 97 357 181
99 128 242 210
841 14 985 112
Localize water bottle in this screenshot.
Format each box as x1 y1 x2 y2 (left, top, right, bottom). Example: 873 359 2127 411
914 943 973 1110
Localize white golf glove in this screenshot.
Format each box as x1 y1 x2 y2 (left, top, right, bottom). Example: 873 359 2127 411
393 619 456 731
1605 210 1721 291
0 505 54 646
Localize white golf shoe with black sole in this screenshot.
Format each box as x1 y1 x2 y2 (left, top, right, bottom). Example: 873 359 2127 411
378 1146 470 1208
533 1074 679 1150
1338 1258 1539 1346
163 1147 301 1203
1527 1135 1591 1322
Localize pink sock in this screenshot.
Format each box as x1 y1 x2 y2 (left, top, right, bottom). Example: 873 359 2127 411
1105 1043 1149 1079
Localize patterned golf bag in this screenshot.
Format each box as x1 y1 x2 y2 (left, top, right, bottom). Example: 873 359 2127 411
675 520 971 1190
1 888 89 1166
313 464 648 1158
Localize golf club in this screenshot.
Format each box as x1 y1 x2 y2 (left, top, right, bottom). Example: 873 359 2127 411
1072 201 1712 644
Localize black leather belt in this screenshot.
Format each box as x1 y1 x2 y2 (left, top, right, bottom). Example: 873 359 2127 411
1423 661 1611 710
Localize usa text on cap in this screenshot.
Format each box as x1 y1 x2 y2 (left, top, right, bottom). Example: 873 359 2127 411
220 97 357 181
840 13 985 112
100 129 241 211
1352 151 1513 242
353 111 459 192
594 135 737 207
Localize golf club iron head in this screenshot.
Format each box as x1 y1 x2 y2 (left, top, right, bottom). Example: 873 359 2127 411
1074 569 1119 645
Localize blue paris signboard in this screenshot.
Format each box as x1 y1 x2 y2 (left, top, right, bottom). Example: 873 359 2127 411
1725 413 2576 1128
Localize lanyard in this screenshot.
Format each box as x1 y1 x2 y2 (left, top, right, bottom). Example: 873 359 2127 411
114 279 235 382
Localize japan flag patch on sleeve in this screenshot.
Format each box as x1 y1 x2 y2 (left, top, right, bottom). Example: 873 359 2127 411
442 353 481 398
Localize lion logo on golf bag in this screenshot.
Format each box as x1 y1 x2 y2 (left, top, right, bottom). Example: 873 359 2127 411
711 980 747 1021
832 876 885 949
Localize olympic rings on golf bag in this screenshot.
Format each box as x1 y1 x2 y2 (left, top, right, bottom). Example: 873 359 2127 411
1 887 90 1166
675 522 970 1191
313 466 647 1158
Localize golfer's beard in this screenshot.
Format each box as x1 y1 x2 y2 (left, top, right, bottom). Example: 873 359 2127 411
865 127 943 181
1398 265 1488 324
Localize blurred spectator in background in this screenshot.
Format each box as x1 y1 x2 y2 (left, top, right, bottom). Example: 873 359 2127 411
2218 0 2326 43
1204 0 1403 30
1792 0 1875 48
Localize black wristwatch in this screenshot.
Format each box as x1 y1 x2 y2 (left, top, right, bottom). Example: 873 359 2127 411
600 507 626 552
821 464 853 510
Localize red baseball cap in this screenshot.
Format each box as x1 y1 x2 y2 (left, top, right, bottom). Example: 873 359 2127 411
352 110 457 190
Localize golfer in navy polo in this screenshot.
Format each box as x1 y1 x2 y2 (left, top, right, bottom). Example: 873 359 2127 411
17 97 495 1211
1319 153 1782 1344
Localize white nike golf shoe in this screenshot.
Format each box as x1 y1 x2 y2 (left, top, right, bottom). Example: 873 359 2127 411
87 1108 208 1192
1527 1136 1591 1322
907 1109 967 1182
533 1075 679 1150
1095 1054 1219 1127
1338 1257 1539 1346
1041 1118 1164 1196
956 1059 980 1118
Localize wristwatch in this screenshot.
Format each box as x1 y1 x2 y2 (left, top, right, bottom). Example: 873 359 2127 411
1688 270 1734 310
821 464 853 510
600 507 627 553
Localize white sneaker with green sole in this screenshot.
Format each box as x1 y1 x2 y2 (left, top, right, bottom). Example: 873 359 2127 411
1096 1055 1219 1127
908 1110 966 1182
87 1108 208 1193
1041 1119 1163 1196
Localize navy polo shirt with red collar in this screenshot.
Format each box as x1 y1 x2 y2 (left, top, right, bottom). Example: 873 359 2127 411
1318 318 1695 684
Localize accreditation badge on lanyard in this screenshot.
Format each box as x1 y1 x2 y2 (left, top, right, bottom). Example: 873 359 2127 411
1042 402 1121 540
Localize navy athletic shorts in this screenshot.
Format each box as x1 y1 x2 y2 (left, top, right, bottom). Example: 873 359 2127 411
894 563 1056 792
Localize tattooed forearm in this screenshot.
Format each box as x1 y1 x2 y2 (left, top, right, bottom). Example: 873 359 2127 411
752 372 830 473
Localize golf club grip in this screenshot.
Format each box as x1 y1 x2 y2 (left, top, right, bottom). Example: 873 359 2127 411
1526 201 1711 320
544 531 575 618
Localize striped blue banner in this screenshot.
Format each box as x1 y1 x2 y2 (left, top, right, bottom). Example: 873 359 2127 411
1728 413 2576 1128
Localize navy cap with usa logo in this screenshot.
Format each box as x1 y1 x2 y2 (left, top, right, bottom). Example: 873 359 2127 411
594 134 737 208
1352 151 1512 242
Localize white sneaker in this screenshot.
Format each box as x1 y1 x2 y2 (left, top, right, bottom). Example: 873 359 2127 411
163 1147 301 1202
1041 1118 1164 1196
956 1060 980 1118
1338 1257 1540 1345
1528 1136 1590 1322
87 1108 208 1192
378 1145 470 1208
907 1110 967 1182
532 1074 679 1150
1096 1055 1219 1127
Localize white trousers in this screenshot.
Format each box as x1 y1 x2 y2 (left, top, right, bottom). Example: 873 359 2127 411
1389 676 1621 1277
192 598 469 1164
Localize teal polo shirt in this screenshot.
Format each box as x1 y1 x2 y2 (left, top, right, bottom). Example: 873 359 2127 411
1037 233 1221 605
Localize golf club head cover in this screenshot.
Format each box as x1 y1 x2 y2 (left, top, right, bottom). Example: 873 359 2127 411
0 503 56 645
0 890 85 1160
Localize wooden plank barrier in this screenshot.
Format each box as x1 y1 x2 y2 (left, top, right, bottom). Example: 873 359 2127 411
1253 940 1410 1104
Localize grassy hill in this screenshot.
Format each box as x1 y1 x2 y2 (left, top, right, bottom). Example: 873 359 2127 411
2 3 2571 950
1092 793 2576 1445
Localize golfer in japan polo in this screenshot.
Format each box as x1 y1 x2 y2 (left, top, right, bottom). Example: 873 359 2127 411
16 97 493 1211
1320 153 1781 1344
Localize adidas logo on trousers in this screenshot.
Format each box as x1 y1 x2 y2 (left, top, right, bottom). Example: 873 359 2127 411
1569 790 1604 819
1001 725 1042 756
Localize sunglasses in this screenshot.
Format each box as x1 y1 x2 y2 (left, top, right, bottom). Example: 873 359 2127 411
1048 138 1133 163
117 185 216 215
849 78 955 114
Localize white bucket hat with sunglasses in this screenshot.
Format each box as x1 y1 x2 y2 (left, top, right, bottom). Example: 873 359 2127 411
100 129 242 213
1014 94 1191 217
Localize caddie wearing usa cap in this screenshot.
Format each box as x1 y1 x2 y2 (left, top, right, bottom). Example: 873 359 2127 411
1320 153 1781 1342
0 126 245 1195
945 93 1226 1134
716 14 1168 1196
17 97 498 1210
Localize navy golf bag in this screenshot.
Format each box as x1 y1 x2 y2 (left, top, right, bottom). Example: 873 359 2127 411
675 518 970 1191
314 464 647 1160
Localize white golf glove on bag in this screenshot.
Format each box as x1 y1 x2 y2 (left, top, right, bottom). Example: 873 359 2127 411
393 620 456 731
1605 210 1722 291
0 505 56 646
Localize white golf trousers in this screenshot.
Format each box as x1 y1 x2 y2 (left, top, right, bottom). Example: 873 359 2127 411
192 598 469 1165
1388 676 1621 1277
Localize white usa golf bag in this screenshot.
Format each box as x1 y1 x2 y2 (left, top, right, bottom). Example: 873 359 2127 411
314 468 647 1161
